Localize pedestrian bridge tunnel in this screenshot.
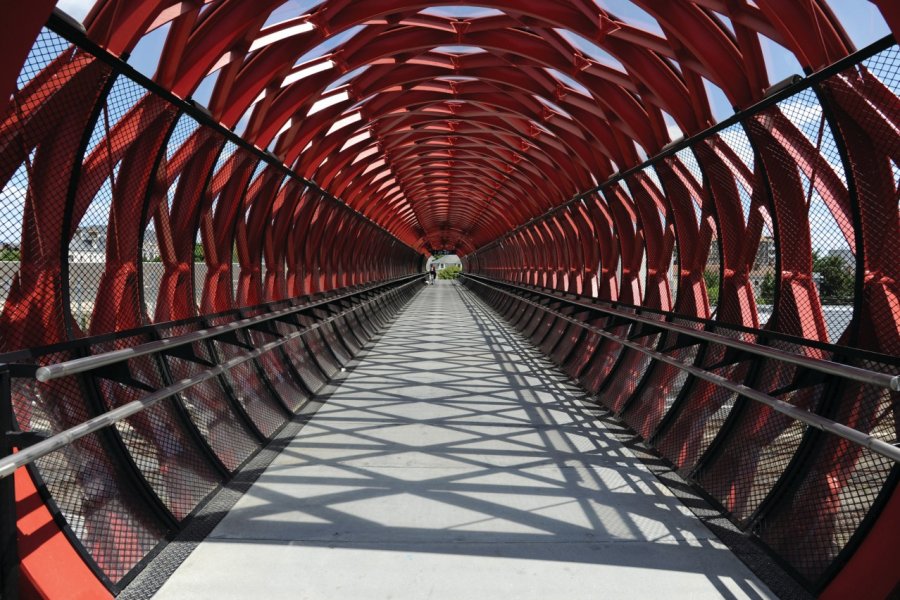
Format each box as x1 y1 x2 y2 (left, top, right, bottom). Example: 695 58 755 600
1 1 899 598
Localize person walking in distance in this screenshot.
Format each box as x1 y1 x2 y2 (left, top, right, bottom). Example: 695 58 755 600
430 264 437 284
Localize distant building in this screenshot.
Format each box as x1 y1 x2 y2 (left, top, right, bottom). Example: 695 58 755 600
826 247 854 267
69 225 107 263
749 236 776 301
142 236 161 261
428 254 462 271
755 236 776 268
67 225 164 262
707 241 720 268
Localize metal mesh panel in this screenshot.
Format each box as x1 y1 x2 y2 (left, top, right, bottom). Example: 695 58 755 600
750 222 777 328
511 298 537 330
331 312 362 355
705 123 776 330
275 318 330 393
697 376 820 524
695 336 835 523
494 293 516 320
499 288 521 313
142 113 199 321
704 126 760 328
298 317 340 378
157 323 259 472
657 381 726 471
505 295 529 324
704 236 721 317
0 30 113 352
648 164 681 306
577 322 629 394
313 309 351 366
671 147 720 320
624 350 698 440
195 140 239 311
487 287 510 312
360 298 388 331
538 308 573 356
335 307 363 350
346 297 371 337
351 300 378 339
68 75 149 334
246 326 310 413
204 313 288 439
345 305 374 344
819 46 900 357
623 175 669 308
548 316 585 366
751 88 855 344
561 318 609 379
521 301 549 339
215 353 286 439
650 339 752 472
601 336 658 415
755 362 899 586
11 354 166 584
90 334 221 520
532 306 565 347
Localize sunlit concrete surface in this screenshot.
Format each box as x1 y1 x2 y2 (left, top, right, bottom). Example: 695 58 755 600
152 281 774 600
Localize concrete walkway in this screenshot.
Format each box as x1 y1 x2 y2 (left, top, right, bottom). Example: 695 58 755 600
152 281 774 600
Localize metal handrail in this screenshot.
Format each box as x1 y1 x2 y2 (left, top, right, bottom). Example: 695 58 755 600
463 276 900 464
464 274 900 392
35 273 420 383
0 277 422 479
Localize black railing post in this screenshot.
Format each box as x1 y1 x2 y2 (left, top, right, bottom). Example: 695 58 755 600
0 367 18 600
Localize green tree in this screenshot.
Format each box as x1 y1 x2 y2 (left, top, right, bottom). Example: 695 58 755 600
0 247 20 261
758 271 776 305
813 251 854 304
438 265 462 280
703 268 719 305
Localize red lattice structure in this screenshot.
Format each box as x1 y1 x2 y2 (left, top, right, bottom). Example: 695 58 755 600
0 1 898 598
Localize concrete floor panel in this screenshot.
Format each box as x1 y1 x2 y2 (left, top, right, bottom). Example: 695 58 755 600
152 281 776 600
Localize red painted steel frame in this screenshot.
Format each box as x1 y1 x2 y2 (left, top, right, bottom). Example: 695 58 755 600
1 1 899 598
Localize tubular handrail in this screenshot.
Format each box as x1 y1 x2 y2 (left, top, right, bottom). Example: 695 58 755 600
463 274 900 392
463 276 900 464
0 276 423 480
35 273 421 383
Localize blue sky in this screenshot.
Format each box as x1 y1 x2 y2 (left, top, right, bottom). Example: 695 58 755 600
56 0 892 123
10 0 890 253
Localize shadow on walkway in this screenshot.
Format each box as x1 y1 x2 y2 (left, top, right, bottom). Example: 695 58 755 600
151 281 774 600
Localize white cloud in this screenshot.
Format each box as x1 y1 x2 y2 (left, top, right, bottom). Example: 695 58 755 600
0 182 27 245
666 123 683 142
56 0 96 21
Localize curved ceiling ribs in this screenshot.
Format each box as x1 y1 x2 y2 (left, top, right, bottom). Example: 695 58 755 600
76 0 879 256
1 2 900 598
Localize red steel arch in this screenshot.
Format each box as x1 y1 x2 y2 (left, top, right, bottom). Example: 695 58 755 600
0 1 899 598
